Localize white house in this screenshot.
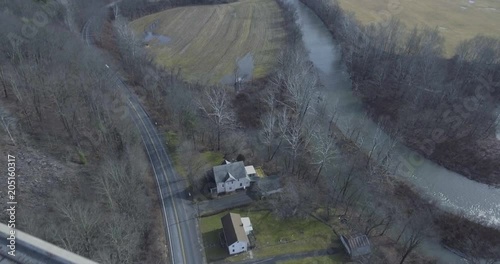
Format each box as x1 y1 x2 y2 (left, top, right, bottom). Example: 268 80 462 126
221 213 249 255
213 161 253 194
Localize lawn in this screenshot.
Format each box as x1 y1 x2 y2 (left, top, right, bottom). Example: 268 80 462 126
199 207 339 262
255 166 266 177
202 151 224 167
174 148 223 178
336 0 500 56
130 0 286 83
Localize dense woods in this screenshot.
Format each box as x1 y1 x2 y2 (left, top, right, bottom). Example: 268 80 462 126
0 0 163 263
303 0 500 185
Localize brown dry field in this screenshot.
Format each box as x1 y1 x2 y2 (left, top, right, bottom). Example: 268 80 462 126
130 0 285 83
336 0 500 57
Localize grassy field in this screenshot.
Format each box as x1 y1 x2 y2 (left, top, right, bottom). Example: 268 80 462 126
130 0 285 83
174 150 223 178
336 0 500 56
199 207 340 262
202 151 225 166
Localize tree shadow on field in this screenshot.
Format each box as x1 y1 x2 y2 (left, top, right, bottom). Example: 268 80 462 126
202 229 229 261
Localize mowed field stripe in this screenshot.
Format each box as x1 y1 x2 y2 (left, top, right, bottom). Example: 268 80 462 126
130 0 285 83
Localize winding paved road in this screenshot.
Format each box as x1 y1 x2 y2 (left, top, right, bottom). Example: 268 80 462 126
82 15 205 264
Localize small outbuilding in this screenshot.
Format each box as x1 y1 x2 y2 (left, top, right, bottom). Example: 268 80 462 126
254 175 282 198
340 233 371 258
245 166 256 177
241 217 253 235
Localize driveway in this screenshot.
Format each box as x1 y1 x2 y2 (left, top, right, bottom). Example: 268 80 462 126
197 191 253 216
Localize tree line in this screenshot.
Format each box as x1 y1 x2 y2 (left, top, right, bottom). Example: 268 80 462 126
118 0 237 20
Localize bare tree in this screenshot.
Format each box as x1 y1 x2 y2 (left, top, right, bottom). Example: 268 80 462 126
311 128 338 183
113 17 150 84
0 67 8 98
260 112 282 161
399 217 426 264
274 47 318 126
95 157 127 211
222 131 248 157
199 87 236 151
56 200 102 257
260 89 282 161
278 108 313 174
102 214 141 264
318 172 339 221
269 178 301 219
269 177 319 219
0 107 16 145
361 207 394 237
178 140 210 192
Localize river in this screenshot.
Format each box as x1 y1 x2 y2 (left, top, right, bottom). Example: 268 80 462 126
286 0 500 261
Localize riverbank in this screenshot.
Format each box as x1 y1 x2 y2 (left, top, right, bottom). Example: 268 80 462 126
287 0 500 261
328 101 500 262
356 72 500 186
395 183 500 262
299 0 500 186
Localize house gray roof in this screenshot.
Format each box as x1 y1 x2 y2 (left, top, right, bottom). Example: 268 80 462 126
221 213 248 246
256 175 282 195
257 175 280 188
214 161 247 183
340 233 371 257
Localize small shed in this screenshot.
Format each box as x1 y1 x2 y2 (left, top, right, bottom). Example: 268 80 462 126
245 166 256 177
340 233 371 257
241 217 253 235
256 175 282 197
